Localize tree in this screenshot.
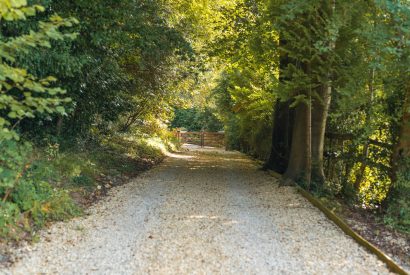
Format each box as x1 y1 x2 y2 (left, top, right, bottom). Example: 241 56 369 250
262 0 339 188
0 0 77 141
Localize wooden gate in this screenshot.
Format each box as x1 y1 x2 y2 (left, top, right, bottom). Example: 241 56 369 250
175 131 225 148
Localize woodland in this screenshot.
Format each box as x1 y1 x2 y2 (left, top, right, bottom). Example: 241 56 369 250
0 0 409 245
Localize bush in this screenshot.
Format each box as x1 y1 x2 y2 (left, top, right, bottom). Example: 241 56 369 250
0 202 21 239
0 140 80 240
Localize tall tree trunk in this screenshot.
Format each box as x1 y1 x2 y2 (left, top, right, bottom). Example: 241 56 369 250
264 38 294 173
386 81 410 206
264 100 293 173
283 98 310 184
311 84 332 188
309 0 336 189
283 86 331 187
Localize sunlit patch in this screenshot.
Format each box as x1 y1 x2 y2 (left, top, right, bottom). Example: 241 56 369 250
223 220 239 225
287 203 302 208
166 152 195 159
188 215 212 219
186 215 240 225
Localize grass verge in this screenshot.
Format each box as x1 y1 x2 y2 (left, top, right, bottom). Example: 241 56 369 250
0 135 173 244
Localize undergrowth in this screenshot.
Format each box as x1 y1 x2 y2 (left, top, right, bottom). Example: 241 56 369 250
0 135 172 242
384 158 410 233
292 171 409 234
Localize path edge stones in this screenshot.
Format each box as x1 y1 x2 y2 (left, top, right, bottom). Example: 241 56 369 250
268 170 408 275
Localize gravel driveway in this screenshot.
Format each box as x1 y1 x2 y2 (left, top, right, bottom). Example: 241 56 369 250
3 146 392 274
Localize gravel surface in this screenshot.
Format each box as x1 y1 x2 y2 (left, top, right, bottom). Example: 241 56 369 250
2 145 392 274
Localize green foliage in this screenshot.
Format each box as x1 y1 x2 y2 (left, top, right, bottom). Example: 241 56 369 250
0 140 31 189
0 0 195 240
0 0 44 21
0 140 80 240
0 134 170 240
37 0 195 138
0 201 20 238
0 0 82 240
213 69 274 158
207 1 276 159
171 108 223 132
204 0 410 231
0 1 77 140
0 0 198 142
385 158 410 232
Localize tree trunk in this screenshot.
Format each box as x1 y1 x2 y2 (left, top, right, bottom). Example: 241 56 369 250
283 98 310 184
311 84 332 188
264 38 294 173
386 81 410 206
264 100 293 173
309 0 335 189
392 86 410 168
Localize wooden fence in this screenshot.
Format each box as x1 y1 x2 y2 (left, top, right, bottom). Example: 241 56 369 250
174 131 225 148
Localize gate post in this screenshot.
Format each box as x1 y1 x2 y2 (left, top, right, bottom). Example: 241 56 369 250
176 130 180 143
201 131 204 148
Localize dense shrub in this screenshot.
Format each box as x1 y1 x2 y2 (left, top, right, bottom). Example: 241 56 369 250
0 140 80 240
